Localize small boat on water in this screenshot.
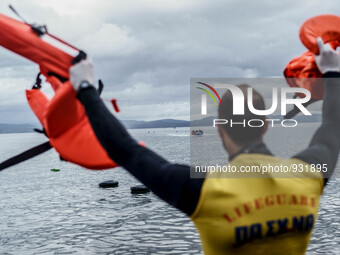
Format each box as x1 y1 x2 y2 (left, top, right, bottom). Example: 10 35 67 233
191 129 203 136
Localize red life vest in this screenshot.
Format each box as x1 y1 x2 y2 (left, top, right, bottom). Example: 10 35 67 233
284 15 340 100
300 14 340 55
0 13 117 170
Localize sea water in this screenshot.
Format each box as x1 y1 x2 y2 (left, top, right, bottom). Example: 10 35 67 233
0 125 338 254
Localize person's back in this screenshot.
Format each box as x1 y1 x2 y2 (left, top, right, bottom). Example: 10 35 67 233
192 154 323 254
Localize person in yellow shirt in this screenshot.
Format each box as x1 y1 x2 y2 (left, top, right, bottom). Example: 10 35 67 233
69 37 339 254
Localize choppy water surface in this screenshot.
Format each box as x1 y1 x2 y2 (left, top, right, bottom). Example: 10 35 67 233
0 125 339 254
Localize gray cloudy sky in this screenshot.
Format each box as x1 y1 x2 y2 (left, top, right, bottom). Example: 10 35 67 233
0 0 339 123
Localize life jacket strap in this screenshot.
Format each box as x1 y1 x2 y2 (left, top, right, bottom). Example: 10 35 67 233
0 141 52 171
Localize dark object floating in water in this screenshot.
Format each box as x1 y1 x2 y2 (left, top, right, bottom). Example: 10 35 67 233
131 185 150 194
99 180 119 188
50 168 60 172
191 129 203 136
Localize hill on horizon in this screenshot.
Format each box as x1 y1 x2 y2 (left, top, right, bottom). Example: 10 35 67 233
0 123 38 134
0 114 321 133
121 118 189 129
0 119 190 133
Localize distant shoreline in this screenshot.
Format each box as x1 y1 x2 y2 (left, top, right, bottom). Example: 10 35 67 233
0 120 190 133
0 115 322 133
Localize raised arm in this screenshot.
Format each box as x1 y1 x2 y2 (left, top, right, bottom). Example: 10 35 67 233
70 60 203 215
293 38 340 184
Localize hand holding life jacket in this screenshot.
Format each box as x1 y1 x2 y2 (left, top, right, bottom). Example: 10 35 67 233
0 10 119 170
70 59 95 91
314 37 340 74
283 15 340 117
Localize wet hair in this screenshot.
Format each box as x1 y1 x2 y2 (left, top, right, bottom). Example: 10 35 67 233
218 84 266 146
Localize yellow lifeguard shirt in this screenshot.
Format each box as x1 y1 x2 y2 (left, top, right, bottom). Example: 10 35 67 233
191 154 324 255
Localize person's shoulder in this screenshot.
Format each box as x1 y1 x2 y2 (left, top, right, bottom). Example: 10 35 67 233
322 71 340 78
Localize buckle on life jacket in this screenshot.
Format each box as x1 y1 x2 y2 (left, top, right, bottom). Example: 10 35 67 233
31 24 48 36
9 5 48 36
32 73 42 89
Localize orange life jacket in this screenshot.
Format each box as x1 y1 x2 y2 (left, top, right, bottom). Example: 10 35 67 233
299 14 340 55
284 15 340 101
0 12 117 170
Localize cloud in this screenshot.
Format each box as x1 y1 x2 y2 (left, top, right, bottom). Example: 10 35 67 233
0 0 339 123
80 23 143 57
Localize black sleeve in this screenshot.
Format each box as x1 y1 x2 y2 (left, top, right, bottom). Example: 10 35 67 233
77 87 203 215
293 72 340 184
